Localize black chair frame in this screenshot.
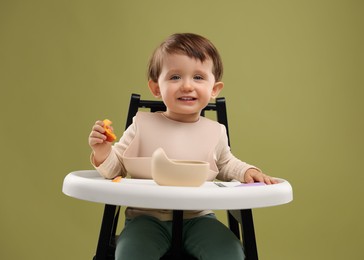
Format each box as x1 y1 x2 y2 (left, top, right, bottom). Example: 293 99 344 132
93 93 258 260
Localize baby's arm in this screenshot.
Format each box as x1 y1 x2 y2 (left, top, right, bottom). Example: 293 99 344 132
89 120 113 167
215 125 277 184
89 119 136 179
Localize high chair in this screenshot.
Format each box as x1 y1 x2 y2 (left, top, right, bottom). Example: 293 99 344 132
93 93 259 260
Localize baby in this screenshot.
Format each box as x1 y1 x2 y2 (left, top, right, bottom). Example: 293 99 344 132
89 33 277 260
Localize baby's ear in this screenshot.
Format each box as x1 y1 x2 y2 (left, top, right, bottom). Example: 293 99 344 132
211 82 224 99
148 80 161 98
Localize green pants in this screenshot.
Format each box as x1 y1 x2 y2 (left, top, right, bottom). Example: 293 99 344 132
115 214 245 260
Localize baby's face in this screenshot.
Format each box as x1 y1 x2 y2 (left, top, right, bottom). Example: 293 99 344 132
153 54 223 122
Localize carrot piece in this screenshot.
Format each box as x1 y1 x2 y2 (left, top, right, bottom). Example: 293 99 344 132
112 176 122 182
103 119 117 142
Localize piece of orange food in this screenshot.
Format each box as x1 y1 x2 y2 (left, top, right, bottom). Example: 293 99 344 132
103 119 117 142
112 176 122 182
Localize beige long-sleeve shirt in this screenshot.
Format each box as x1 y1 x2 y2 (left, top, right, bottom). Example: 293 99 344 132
92 112 258 220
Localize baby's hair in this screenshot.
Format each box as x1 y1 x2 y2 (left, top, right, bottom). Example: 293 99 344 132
148 33 223 82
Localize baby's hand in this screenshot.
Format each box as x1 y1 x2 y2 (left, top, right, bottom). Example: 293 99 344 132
244 168 278 185
89 120 108 146
88 120 114 166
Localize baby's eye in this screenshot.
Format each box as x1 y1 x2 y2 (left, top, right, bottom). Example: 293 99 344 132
194 75 204 80
170 75 181 80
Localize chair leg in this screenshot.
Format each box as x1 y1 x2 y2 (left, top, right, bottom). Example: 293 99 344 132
94 204 119 260
170 210 184 259
228 209 258 260
240 209 258 260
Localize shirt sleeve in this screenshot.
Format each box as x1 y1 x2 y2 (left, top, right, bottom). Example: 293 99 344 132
215 125 260 182
90 120 137 179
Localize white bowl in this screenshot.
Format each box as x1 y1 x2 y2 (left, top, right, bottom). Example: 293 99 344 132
151 148 209 187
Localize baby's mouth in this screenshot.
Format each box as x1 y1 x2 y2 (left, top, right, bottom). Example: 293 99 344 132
178 97 197 101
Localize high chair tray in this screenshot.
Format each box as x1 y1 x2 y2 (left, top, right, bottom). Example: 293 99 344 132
63 170 293 210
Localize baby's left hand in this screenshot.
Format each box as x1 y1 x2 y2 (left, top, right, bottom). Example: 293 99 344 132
244 168 278 185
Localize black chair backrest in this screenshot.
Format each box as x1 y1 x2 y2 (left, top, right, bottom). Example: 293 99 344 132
125 93 230 146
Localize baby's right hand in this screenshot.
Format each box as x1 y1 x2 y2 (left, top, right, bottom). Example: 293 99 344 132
89 120 113 165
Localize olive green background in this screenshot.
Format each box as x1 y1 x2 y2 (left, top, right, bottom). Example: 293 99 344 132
1 0 363 259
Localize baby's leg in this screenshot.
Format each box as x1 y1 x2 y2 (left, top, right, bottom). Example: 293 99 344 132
183 214 245 260
115 215 171 260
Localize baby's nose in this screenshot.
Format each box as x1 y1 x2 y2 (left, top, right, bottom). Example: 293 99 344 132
181 80 194 92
